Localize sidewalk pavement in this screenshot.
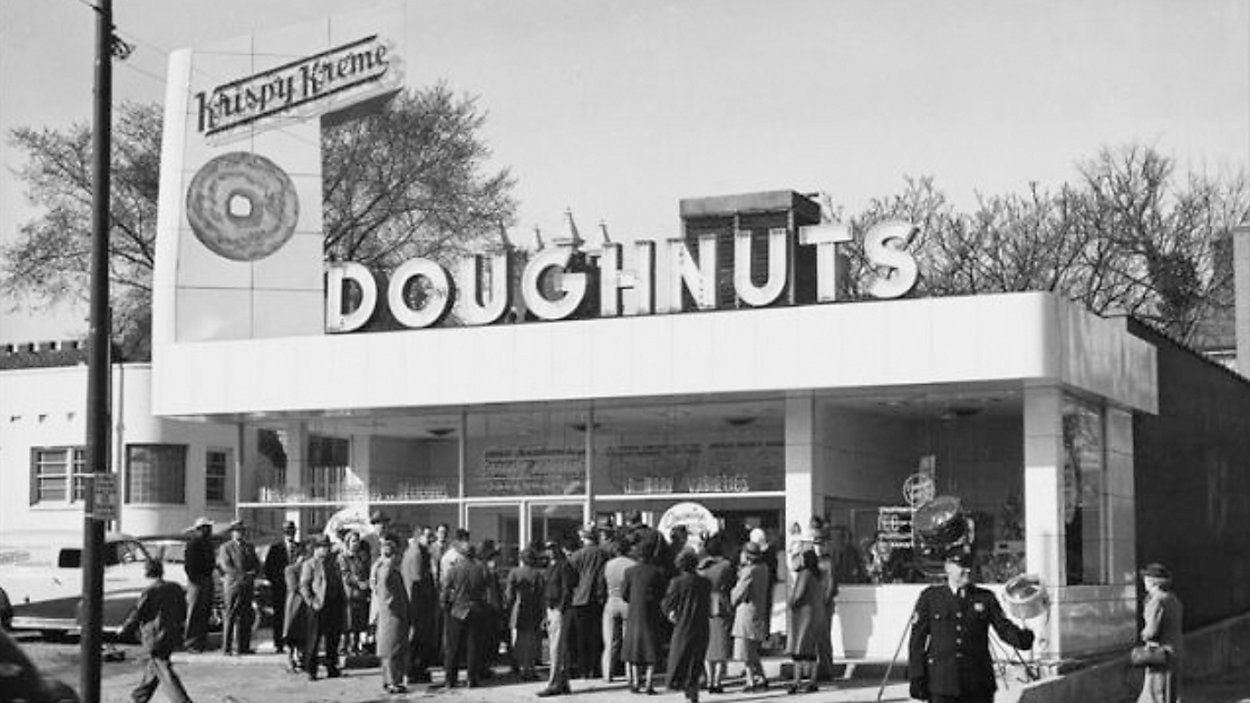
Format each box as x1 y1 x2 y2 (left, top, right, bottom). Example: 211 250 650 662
91 648 920 703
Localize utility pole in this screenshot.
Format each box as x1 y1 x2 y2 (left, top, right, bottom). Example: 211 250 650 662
80 0 113 701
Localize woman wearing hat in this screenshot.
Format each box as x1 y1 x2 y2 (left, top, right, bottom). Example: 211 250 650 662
1136 563 1183 703
730 541 771 692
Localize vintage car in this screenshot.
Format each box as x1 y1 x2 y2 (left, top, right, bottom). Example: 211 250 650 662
138 531 275 632
0 531 151 640
0 628 80 702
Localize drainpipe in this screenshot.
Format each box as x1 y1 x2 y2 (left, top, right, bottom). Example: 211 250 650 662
1233 225 1250 377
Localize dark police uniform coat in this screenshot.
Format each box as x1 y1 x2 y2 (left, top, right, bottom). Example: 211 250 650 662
907 584 1033 701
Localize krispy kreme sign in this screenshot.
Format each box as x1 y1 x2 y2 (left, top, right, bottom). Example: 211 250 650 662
195 34 400 144
326 221 919 333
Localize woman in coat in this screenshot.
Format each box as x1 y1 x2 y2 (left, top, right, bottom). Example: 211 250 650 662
372 533 411 694
663 550 711 703
786 550 826 694
622 539 666 694
282 541 311 672
696 535 735 694
338 531 372 655
505 546 547 681
1137 562 1183 703
730 541 771 692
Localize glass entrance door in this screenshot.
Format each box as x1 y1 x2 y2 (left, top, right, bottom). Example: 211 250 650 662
466 502 522 568
528 500 585 549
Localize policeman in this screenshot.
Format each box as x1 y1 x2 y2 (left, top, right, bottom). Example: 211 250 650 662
907 550 1034 703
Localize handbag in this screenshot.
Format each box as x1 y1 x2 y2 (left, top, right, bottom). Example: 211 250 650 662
1130 642 1169 668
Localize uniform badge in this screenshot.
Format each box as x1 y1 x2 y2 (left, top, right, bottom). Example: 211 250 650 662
973 602 985 613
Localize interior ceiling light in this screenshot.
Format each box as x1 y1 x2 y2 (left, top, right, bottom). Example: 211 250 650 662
570 422 602 432
725 415 756 427
428 427 455 437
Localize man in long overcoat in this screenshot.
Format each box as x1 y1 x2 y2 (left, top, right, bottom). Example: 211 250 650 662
300 535 346 680
401 526 438 683
263 521 299 653
907 551 1034 703
216 520 260 655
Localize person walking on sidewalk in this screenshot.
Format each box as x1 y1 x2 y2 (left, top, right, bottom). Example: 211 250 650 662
1136 562 1183 703
182 517 215 653
300 535 346 681
120 560 192 703
216 520 260 656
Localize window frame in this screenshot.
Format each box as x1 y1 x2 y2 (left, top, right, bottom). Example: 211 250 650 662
30 446 88 506
205 447 231 505
124 443 188 506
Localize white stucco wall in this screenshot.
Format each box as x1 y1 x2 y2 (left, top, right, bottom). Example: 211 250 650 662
0 363 239 536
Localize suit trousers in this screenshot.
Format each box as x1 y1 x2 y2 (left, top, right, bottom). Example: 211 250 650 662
304 604 343 675
130 655 191 703
444 611 482 687
601 596 628 680
546 607 575 689
572 602 604 677
184 578 213 651
222 579 255 653
269 584 287 651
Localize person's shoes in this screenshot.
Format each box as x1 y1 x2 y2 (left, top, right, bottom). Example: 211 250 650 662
645 687 658 696
535 688 563 698
308 672 319 682
275 645 285 654
804 683 819 693
237 649 255 656
786 684 799 695
327 668 342 679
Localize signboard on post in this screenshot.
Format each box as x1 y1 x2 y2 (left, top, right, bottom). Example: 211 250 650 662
88 473 118 522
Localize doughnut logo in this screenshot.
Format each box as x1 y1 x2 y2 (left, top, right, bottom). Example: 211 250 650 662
185 151 300 262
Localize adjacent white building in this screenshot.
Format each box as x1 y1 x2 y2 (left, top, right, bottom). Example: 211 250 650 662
0 349 238 537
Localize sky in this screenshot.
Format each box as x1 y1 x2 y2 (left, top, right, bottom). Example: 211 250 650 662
1 0 1247 343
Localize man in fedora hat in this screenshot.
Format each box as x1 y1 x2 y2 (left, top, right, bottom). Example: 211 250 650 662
264 521 300 654
301 535 346 680
183 517 215 653
217 520 260 655
907 550 1034 703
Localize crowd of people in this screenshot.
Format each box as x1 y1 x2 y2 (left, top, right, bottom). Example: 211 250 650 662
176 511 856 701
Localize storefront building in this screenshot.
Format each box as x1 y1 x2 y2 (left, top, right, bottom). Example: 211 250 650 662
149 13 1161 664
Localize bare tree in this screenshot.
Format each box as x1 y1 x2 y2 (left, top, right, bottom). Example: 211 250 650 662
839 145 1249 345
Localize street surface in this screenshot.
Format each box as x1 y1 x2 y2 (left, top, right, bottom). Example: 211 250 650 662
13 632 1250 703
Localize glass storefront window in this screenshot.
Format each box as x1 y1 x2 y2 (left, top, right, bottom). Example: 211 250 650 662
465 406 590 497
819 389 1024 584
1063 395 1106 585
